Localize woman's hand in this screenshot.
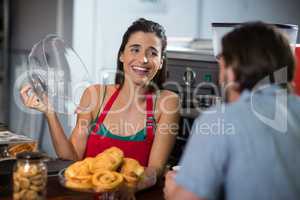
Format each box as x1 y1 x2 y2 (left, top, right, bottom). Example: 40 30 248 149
20 84 53 114
136 166 157 191
115 185 136 200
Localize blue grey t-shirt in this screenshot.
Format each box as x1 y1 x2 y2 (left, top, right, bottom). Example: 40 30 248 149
176 85 300 200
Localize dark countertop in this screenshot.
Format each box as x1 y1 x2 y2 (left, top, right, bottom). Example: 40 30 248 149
0 159 164 200
1 176 164 200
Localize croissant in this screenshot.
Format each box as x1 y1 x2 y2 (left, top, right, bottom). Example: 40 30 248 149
120 158 144 188
91 147 124 173
64 158 94 190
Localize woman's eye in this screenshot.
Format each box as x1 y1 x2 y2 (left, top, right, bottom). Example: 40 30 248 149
131 48 139 53
151 51 158 56
148 50 158 57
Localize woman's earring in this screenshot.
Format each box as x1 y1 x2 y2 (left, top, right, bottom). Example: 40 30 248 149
119 55 124 62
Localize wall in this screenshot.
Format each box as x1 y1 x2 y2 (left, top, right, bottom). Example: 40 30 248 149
9 0 74 157
73 0 200 83
198 0 300 42
10 0 73 50
74 0 300 84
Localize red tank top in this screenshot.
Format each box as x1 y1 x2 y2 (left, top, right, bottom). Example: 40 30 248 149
84 87 155 167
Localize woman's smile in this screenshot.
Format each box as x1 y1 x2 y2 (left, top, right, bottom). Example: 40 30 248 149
131 65 150 76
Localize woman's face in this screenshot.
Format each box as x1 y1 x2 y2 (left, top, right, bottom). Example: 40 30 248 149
119 31 163 87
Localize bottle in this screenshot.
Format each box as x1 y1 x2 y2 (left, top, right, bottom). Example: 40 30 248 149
13 152 47 200
0 144 10 158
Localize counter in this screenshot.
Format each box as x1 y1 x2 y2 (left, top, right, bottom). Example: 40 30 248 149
0 159 164 200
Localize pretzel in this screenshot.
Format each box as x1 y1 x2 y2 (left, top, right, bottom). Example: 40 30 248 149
92 170 124 193
120 158 144 188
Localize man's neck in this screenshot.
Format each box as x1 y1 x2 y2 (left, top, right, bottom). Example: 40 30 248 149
227 89 241 103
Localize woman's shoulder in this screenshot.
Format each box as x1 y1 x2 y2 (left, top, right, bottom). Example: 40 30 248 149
156 89 179 101
83 84 119 96
155 89 180 111
85 84 118 90
80 84 119 107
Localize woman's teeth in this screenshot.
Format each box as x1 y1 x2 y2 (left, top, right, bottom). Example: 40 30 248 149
132 66 149 75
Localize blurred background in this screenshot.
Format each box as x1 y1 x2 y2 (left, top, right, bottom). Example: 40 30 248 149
1 0 300 157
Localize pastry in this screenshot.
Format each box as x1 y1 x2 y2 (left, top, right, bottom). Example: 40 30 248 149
92 170 124 193
8 142 37 157
120 158 144 188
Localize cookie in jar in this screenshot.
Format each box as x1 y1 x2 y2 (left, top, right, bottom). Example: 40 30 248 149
13 152 47 200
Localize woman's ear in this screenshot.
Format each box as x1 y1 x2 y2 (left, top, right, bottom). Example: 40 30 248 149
159 63 163 70
159 56 164 70
119 53 124 62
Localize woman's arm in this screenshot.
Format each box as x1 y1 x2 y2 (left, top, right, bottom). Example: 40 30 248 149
47 85 100 160
138 90 180 190
20 84 99 160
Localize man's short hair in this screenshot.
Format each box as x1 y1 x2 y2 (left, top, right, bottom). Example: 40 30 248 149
221 21 295 91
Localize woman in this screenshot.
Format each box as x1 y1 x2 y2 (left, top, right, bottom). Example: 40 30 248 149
21 18 180 197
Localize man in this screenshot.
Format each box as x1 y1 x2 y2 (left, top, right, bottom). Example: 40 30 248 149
164 22 300 200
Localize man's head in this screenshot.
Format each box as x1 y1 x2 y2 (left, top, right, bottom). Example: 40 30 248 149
218 21 295 94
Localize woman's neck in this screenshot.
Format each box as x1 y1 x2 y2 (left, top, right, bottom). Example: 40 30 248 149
121 81 148 105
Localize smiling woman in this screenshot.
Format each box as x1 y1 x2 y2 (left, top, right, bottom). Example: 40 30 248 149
119 31 163 86
20 18 180 199
116 18 167 92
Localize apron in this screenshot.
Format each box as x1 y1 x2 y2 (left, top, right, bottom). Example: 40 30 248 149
84 87 155 167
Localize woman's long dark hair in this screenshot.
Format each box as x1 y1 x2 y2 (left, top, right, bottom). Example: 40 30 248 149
221 21 295 92
115 18 167 92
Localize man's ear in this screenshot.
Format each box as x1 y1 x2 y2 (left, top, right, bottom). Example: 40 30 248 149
226 67 236 82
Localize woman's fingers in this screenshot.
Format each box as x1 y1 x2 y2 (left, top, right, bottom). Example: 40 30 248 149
20 84 32 103
27 94 38 108
19 84 52 114
20 84 40 108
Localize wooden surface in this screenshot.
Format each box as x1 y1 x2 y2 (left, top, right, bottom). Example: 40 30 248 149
1 175 164 200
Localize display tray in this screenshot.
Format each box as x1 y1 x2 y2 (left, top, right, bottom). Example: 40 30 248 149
58 168 95 193
0 131 35 145
58 168 121 196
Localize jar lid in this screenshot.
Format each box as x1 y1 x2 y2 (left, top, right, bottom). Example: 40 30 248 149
16 152 45 160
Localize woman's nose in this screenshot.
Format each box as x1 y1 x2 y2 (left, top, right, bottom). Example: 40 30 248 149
137 52 148 64
143 56 148 64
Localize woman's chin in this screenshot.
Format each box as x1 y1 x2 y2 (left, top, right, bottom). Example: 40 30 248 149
131 77 149 88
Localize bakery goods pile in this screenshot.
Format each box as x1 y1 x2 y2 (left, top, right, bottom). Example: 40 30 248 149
8 143 37 157
64 147 145 192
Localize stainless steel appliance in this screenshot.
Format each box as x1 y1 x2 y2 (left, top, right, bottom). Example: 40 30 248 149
165 44 219 164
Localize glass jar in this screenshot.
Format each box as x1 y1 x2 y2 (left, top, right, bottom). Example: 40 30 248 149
0 144 10 158
13 152 47 200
